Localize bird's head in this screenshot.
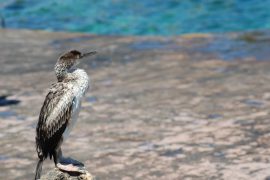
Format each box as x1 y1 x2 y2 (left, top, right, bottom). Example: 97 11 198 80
55 49 97 81
57 50 97 70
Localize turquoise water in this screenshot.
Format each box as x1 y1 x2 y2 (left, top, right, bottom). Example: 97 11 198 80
1 0 270 35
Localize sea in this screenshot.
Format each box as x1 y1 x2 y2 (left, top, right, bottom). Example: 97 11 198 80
0 0 270 35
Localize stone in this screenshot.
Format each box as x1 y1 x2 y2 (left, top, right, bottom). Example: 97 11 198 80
40 168 95 180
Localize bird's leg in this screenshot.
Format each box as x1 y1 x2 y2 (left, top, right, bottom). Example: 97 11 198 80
55 147 86 173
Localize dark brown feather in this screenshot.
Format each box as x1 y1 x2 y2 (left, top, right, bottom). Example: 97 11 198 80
36 82 74 160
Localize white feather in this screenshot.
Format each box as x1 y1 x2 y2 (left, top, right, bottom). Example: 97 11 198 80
63 68 89 139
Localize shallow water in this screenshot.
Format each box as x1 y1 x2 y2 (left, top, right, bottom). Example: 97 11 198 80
2 28 270 179
1 0 270 35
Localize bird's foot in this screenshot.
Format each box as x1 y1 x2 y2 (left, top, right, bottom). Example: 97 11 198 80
57 157 86 174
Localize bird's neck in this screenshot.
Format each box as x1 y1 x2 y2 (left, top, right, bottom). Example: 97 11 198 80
55 65 88 84
55 63 81 82
54 63 68 82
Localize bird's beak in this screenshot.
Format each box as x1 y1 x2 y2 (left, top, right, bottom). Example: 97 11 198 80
81 51 97 59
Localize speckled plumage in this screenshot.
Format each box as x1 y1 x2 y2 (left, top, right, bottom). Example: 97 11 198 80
35 50 95 180
36 69 89 158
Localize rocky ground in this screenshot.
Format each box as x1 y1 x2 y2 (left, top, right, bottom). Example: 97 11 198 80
1 29 270 180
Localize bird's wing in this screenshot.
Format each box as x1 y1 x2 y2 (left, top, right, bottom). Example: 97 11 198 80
36 82 75 158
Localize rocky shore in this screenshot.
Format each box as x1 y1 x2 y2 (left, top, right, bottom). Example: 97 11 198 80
1 29 270 180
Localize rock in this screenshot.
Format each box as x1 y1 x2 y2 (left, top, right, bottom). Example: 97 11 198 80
40 168 95 180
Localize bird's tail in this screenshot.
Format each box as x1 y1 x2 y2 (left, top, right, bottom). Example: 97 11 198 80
34 159 43 180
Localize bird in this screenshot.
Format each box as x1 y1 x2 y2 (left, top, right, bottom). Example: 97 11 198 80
34 50 97 180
